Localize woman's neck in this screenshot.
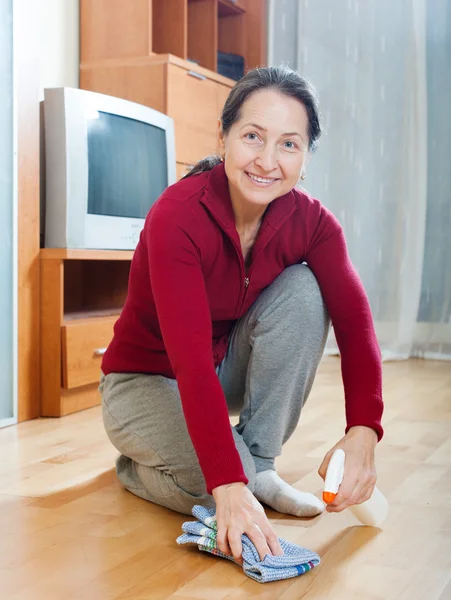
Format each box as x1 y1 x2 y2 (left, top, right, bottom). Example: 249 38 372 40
229 190 267 235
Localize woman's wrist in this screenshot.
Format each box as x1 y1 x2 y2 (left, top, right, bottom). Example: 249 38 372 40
212 481 246 499
346 425 378 446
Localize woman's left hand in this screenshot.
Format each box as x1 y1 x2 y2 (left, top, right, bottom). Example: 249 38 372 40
318 426 378 513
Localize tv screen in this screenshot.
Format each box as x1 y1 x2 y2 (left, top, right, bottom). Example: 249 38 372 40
87 111 168 219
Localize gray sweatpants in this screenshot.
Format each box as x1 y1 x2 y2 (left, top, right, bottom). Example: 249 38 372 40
100 265 329 515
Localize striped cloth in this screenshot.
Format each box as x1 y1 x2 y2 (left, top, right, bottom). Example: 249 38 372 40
176 505 320 584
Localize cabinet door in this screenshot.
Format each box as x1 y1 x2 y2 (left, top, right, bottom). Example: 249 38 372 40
81 63 166 115
217 82 232 120
167 64 220 165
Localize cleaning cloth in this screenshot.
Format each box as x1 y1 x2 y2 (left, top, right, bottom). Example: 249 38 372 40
176 505 320 583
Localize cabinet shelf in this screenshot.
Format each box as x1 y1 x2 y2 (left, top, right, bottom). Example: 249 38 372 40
218 0 245 17
64 308 123 323
41 248 134 261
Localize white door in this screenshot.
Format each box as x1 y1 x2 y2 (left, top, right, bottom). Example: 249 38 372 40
0 0 18 426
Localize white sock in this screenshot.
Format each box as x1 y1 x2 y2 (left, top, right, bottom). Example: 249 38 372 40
254 470 324 518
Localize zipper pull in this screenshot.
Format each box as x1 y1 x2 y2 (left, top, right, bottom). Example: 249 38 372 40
244 277 250 288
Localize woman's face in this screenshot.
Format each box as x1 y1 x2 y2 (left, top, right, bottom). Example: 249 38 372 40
219 89 310 210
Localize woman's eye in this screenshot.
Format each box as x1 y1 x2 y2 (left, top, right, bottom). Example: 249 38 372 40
283 140 297 149
245 132 259 141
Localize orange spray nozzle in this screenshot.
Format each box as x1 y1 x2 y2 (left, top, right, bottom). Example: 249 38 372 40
322 491 337 504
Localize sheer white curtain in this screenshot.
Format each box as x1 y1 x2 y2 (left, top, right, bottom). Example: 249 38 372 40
268 0 451 360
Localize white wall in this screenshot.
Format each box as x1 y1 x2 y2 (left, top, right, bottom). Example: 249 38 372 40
39 0 79 100
39 0 80 245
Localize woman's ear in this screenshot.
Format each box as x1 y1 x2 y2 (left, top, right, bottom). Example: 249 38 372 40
217 119 225 157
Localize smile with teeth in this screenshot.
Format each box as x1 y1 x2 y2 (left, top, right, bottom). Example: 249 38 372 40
246 172 279 185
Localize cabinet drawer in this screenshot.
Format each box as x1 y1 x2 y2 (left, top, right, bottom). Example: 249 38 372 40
167 64 219 165
217 82 231 116
61 316 117 389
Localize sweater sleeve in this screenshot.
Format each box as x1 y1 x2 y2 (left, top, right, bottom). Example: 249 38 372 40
304 205 384 440
146 201 248 494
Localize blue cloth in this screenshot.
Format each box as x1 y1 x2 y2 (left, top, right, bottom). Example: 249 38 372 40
176 505 320 584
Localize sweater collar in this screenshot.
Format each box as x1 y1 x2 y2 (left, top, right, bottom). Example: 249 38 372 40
201 162 296 231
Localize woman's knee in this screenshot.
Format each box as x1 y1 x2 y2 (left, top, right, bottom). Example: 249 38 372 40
279 264 324 303
258 264 329 325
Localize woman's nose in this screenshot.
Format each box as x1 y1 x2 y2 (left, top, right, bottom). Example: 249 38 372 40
254 145 278 172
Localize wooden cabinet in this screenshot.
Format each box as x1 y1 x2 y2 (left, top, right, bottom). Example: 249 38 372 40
40 249 132 416
80 0 267 167
81 54 232 165
167 63 219 163
217 79 231 114
80 0 266 73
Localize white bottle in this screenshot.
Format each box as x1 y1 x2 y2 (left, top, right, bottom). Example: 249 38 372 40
323 448 389 527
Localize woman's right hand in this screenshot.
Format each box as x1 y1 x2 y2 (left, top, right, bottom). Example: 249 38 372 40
212 482 284 563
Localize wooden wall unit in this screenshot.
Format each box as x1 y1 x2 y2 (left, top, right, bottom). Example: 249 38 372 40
37 0 266 418
80 0 267 170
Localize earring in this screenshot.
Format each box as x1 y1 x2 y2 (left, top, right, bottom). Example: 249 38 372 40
300 173 306 181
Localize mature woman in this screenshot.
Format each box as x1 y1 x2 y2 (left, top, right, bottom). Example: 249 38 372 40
100 65 383 564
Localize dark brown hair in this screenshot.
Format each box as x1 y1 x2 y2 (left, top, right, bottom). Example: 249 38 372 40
183 65 321 178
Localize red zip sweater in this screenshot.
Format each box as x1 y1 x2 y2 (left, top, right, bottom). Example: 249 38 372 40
102 163 383 494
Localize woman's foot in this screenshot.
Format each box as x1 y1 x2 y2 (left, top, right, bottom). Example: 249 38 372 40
254 470 324 517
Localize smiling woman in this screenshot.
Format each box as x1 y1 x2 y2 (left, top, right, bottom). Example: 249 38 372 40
100 65 384 567
218 88 312 267
184 67 321 265
220 91 309 214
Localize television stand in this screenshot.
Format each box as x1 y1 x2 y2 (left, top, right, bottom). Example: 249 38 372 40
40 248 133 416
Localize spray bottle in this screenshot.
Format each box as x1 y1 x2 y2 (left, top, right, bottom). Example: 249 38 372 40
323 448 389 527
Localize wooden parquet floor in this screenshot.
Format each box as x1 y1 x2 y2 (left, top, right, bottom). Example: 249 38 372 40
1 357 450 600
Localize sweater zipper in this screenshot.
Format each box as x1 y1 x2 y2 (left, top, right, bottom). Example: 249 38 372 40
201 208 256 316
238 275 250 315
